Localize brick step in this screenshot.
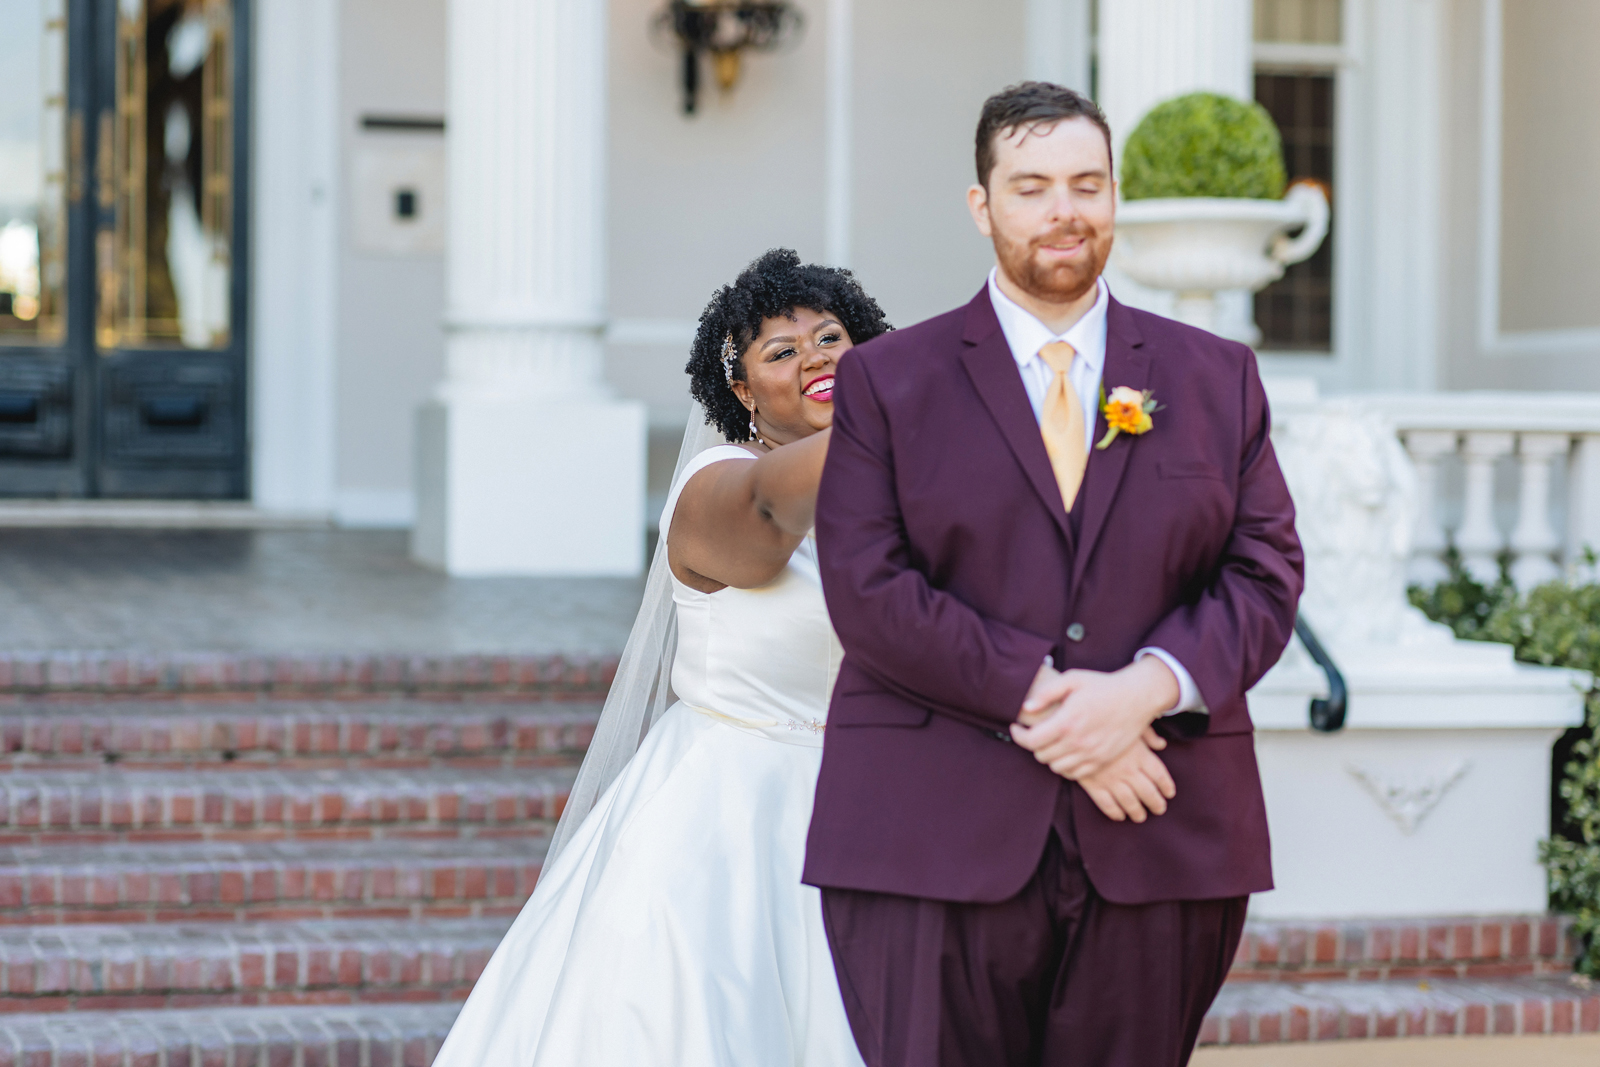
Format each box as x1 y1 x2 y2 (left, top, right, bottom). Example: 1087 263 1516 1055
0 651 614 698
0 699 599 767
0 767 572 842
1203 975 1600 1045
0 1002 461 1065
1231 914 1580 982
1 979 1589 1058
0 838 544 924
0 916 512 1010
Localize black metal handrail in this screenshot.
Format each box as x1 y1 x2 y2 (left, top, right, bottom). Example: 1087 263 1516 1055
1293 614 1347 732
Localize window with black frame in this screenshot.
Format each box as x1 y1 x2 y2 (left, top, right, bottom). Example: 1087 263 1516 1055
1253 0 1340 354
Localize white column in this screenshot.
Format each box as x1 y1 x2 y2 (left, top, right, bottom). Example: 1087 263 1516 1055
1096 0 1253 160
1403 430 1457 588
414 0 645 576
1509 433 1568 591
1456 431 1514 586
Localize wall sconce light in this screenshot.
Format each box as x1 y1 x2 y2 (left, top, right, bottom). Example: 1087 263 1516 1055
654 1 804 115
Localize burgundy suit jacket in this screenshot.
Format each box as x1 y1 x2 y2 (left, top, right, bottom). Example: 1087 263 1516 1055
802 287 1304 906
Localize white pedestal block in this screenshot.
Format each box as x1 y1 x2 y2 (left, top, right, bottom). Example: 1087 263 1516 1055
412 396 645 576
1246 649 1586 919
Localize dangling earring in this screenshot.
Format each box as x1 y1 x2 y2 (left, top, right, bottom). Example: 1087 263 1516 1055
748 407 766 447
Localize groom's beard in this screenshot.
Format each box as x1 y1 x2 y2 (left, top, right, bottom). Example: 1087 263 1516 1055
992 221 1110 305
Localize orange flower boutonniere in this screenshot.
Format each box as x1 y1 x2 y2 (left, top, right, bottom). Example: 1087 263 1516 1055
1096 386 1160 450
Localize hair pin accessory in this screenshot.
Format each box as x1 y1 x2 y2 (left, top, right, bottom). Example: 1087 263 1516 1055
720 333 739 386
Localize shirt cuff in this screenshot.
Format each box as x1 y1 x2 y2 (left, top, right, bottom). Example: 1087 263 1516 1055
1136 647 1209 715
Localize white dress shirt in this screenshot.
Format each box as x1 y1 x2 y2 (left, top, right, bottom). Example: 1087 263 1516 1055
986 270 1207 715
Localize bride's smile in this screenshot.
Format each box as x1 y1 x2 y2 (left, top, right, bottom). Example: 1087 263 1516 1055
802 373 835 402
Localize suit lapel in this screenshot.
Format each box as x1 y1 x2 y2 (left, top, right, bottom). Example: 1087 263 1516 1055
957 289 1074 546
1072 298 1150 592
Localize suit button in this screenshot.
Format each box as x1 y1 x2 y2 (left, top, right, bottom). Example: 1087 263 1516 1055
1066 623 1086 642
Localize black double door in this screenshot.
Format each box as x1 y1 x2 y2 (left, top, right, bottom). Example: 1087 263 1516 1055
0 0 248 498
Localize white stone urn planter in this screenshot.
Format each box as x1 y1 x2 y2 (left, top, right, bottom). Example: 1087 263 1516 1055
1113 182 1330 335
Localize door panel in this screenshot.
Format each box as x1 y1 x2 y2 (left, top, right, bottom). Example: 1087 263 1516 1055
0 0 247 499
0 0 87 495
0 0 69 346
95 0 246 497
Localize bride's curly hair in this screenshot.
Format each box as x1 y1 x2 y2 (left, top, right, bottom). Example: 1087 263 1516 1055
687 248 892 442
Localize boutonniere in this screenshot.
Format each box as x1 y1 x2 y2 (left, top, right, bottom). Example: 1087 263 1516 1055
1096 386 1161 450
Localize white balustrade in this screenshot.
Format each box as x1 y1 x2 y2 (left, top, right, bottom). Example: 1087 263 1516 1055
1454 431 1514 586
1402 430 1457 587
1509 433 1568 590
1254 387 1590 920
1362 392 1600 591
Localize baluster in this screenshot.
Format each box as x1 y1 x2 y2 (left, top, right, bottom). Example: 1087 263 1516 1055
1403 430 1457 587
1456 431 1514 585
1568 434 1600 581
1509 433 1569 590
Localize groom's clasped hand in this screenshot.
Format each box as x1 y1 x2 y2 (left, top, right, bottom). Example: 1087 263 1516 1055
1010 658 1180 823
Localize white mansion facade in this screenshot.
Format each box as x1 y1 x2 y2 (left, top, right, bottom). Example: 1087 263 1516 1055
1 0 1596 576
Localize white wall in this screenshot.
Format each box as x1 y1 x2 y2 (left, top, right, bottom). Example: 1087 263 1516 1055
253 0 1092 521
603 0 1040 511
334 0 449 527
849 0 1030 325
603 0 830 433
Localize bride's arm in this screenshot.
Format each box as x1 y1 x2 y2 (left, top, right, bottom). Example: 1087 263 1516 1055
668 429 831 591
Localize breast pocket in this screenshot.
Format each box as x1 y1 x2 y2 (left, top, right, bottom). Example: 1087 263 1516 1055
1158 459 1225 481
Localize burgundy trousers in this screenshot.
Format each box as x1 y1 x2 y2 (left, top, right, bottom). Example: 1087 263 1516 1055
819 783 1247 1067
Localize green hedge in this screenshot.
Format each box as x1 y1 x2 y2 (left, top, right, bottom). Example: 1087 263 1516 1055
1121 92 1287 201
1410 558 1600 975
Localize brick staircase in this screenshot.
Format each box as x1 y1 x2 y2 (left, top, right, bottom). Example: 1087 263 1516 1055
0 651 1591 1060
0 653 603 1063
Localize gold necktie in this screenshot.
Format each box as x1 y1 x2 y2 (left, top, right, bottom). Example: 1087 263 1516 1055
1038 341 1087 511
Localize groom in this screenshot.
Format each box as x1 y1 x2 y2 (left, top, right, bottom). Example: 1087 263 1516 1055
805 82 1303 1067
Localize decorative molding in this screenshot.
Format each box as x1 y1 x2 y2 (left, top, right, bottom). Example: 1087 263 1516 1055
1346 760 1469 834
250 0 338 512
824 0 852 267
1363 0 1443 391
1476 0 1600 358
1250 41 1351 70
1025 0 1093 91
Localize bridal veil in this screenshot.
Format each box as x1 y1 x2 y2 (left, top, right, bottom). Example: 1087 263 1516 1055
544 402 727 864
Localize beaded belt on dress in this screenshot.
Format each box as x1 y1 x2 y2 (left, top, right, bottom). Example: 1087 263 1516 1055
685 703 826 737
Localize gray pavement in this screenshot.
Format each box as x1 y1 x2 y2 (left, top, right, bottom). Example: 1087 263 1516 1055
0 529 643 655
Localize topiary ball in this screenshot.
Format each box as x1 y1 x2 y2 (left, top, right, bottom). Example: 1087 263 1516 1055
1121 91 1287 201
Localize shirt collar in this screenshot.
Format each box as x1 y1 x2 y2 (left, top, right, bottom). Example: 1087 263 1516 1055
986 268 1109 375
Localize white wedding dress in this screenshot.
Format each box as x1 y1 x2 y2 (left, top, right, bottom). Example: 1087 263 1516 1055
432 445 865 1067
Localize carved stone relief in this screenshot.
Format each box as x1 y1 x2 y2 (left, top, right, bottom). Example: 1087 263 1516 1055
1346 760 1471 834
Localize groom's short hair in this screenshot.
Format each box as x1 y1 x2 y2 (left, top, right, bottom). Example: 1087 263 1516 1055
975 82 1113 189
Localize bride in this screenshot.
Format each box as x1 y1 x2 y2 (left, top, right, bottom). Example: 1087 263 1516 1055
432 248 891 1066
